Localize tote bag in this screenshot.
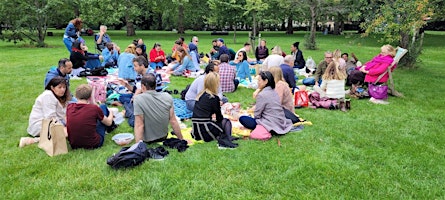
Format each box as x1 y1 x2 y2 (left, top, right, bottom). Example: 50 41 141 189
38 118 68 157
294 90 309 108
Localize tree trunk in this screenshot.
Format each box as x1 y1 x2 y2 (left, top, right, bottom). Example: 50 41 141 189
399 31 410 49
307 1 317 50
286 16 293 34
177 2 185 34
126 15 136 36
333 21 340 35
233 26 237 44
252 11 257 37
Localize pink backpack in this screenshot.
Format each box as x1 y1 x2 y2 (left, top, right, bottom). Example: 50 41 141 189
87 77 107 103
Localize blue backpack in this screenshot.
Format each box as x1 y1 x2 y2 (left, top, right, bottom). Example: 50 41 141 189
107 141 148 169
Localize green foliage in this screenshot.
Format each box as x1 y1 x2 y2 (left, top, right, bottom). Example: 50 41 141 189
304 33 317 50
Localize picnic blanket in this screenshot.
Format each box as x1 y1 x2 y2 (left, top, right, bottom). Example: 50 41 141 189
173 98 193 120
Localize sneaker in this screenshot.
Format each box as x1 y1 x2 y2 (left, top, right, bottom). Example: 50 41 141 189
106 121 118 133
147 149 165 160
217 143 237 150
19 137 39 148
290 125 304 132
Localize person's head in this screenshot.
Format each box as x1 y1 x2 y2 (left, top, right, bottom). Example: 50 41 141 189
175 39 182 47
124 44 136 54
152 43 161 50
244 42 251 51
72 40 82 50
99 25 107 33
189 43 198 52
381 44 396 57
191 36 199 45
45 76 69 103
237 51 247 62
284 55 294 66
271 46 282 55
70 18 83 31
260 40 266 47
324 51 333 64
136 45 144 55
58 58 73 75
106 43 114 51
212 39 218 46
322 61 347 81
341 53 349 62
197 72 220 100
220 54 229 63
217 38 224 46
133 56 149 73
269 66 285 84
333 49 341 60
258 71 275 90
133 38 144 46
204 61 220 74
75 84 92 100
176 46 190 61
141 73 157 91
179 36 185 43
291 42 300 52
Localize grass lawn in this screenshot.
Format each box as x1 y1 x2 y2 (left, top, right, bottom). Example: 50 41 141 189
0 30 444 199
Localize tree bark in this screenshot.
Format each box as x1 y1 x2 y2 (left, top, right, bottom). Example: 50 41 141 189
286 16 293 34
308 1 317 49
126 15 135 36
177 2 185 34
252 11 257 37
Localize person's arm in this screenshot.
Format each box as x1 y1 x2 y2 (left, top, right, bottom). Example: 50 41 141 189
65 23 77 38
41 93 59 119
320 80 327 91
255 47 259 60
169 107 183 140
254 92 266 119
149 49 156 63
134 114 144 142
314 62 324 85
297 51 305 67
100 109 114 126
243 61 252 82
96 31 105 44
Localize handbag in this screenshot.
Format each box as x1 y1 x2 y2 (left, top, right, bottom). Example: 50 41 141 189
368 70 389 100
38 118 68 157
368 83 388 100
294 90 309 108
250 125 272 140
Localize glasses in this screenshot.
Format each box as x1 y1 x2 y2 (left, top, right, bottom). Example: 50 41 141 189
325 57 333 59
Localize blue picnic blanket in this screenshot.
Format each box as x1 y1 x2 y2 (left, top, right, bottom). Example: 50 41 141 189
174 98 193 120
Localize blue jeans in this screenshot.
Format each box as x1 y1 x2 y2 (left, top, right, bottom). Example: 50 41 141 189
96 104 110 147
150 62 164 70
63 38 72 53
239 116 257 130
302 77 322 86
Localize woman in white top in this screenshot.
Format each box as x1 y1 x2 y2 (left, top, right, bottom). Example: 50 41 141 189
314 61 347 99
261 46 284 71
27 76 70 137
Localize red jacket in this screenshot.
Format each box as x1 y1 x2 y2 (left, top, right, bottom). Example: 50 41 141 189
149 49 166 63
363 54 395 83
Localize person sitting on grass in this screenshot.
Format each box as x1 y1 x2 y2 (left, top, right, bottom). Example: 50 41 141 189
134 74 184 144
136 45 148 62
44 58 73 91
229 51 251 82
239 71 293 135
101 43 119 68
303 51 333 86
66 84 115 149
149 43 166 70
218 54 238 93
261 46 284 71
313 61 348 111
168 46 199 76
191 72 238 149
267 66 294 112
21 77 71 147
118 44 137 81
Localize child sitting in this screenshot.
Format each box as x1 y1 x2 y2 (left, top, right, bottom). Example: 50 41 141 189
66 84 115 149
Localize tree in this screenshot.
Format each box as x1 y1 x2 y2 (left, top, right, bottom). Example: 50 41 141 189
243 0 269 38
303 0 321 50
361 0 433 68
0 0 65 47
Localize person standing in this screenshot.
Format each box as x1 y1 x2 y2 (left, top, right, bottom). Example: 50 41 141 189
63 18 82 53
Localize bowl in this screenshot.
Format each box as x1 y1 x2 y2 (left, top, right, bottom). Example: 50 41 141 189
112 133 134 146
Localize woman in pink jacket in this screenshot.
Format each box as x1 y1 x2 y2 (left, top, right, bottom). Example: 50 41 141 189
348 44 396 85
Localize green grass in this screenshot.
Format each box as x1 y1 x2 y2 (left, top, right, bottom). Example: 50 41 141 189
1 30 444 199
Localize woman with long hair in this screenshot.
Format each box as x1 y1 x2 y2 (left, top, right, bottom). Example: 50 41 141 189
63 18 83 53
149 43 165 70
169 46 199 75
22 77 70 147
229 51 251 82
191 72 238 149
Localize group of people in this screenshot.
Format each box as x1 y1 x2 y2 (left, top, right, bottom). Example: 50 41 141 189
20 17 398 150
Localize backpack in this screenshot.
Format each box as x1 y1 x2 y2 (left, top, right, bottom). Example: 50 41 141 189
106 141 148 169
87 77 107 103
180 84 191 100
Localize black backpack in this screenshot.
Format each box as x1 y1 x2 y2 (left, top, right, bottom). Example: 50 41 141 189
106 141 148 169
180 84 191 100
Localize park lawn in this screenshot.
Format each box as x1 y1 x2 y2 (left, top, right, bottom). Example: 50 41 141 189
0 30 444 199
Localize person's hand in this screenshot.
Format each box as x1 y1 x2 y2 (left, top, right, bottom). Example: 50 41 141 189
99 55 103 60
211 114 216 121
118 78 128 86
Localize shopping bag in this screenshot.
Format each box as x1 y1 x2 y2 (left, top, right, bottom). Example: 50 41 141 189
294 90 309 108
38 118 68 156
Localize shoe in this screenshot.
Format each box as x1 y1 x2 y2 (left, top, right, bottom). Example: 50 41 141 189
290 125 304 132
106 121 118 133
19 137 39 148
345 99 351 110
217 143 237 149
147 147 168 160
217 134 238 149
339 101 347 112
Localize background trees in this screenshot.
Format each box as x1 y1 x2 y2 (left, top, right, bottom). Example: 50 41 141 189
1 0 444 67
